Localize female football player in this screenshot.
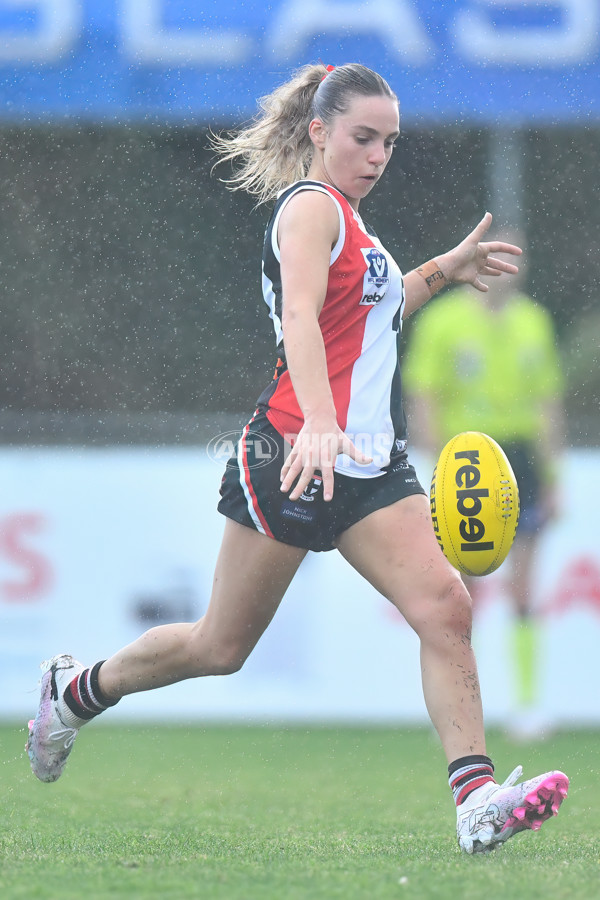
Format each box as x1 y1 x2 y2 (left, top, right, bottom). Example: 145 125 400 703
27 63 568 854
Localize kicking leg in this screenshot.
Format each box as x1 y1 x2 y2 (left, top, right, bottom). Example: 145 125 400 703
335 493 484 762
335 494 568 853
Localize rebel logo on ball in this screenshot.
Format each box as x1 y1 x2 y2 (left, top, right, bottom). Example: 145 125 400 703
454 449 494 553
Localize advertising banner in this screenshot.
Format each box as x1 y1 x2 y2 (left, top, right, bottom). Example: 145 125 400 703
2 445 599 726
1 1 599 123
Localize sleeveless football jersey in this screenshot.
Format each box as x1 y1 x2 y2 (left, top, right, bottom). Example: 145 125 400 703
257 180 408 479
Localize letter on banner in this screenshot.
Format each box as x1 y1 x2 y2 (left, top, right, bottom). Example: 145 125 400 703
121 0 253 65
0 513 53 602
452 0 599 66
265 0 432 64
0 0 80 63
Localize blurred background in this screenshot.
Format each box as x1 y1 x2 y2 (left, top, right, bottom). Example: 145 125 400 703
1 1 599 727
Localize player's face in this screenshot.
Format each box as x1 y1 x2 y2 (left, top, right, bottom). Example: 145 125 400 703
309 94 400 209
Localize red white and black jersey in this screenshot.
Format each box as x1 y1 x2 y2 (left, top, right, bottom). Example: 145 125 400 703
257 180 408 479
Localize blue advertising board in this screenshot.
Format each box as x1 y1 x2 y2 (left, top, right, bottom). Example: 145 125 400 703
1 0 599 124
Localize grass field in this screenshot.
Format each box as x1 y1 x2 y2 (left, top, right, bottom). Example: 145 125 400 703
0 722 597 899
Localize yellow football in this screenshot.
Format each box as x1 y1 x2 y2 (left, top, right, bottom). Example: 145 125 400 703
429 431 520 576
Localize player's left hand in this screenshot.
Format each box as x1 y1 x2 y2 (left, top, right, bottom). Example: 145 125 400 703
437 212 522 292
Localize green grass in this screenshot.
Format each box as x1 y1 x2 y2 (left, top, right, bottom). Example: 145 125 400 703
0 723 597 899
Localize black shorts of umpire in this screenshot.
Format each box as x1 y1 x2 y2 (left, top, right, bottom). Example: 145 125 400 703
217 412 426 552
502 441 546 535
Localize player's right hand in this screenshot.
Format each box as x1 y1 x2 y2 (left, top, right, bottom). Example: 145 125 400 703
280 418 372 502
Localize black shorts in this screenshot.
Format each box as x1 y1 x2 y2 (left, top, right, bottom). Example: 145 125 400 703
217 411 426 552
503 442 545 535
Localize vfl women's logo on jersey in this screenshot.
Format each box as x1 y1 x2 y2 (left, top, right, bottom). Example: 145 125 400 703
359 247 390 305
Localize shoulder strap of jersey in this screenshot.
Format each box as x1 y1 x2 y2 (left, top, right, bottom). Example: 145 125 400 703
267 180 348 267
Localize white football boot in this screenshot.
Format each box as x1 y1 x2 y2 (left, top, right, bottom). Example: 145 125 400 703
457 765 569 854
26 654 85 783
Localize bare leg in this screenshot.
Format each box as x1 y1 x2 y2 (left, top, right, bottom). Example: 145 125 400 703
506 533 541 716
98 519 307 699
510 534 536 618
335 493 485 763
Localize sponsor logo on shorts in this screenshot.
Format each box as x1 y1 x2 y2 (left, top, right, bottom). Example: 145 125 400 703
280 502 317 525
206 430 279 469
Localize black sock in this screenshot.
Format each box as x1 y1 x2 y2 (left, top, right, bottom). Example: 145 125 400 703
63 661 119 721
448 755 496 806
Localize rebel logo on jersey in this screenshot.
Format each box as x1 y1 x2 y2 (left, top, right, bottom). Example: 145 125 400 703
359 247 390 305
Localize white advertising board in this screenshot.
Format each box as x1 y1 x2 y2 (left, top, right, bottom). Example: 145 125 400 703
1 447 599 726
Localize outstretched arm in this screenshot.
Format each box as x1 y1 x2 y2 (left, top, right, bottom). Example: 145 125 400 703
403 212 522 318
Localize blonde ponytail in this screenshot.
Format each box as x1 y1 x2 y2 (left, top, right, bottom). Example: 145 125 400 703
211 62 397 205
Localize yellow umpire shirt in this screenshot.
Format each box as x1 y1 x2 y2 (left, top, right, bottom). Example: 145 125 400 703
402 288 564 446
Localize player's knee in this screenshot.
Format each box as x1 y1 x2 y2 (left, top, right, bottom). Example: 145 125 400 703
184 619 253 676
186 638 248 677
204 658 244 676
412 574 473 640
440 575 473 632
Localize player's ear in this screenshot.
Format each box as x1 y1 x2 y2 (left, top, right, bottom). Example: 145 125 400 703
309 118 327 150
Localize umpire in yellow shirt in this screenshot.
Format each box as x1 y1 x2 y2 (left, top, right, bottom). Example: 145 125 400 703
403 255 565 739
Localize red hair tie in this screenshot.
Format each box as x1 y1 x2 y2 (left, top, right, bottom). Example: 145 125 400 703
321 64 335 81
